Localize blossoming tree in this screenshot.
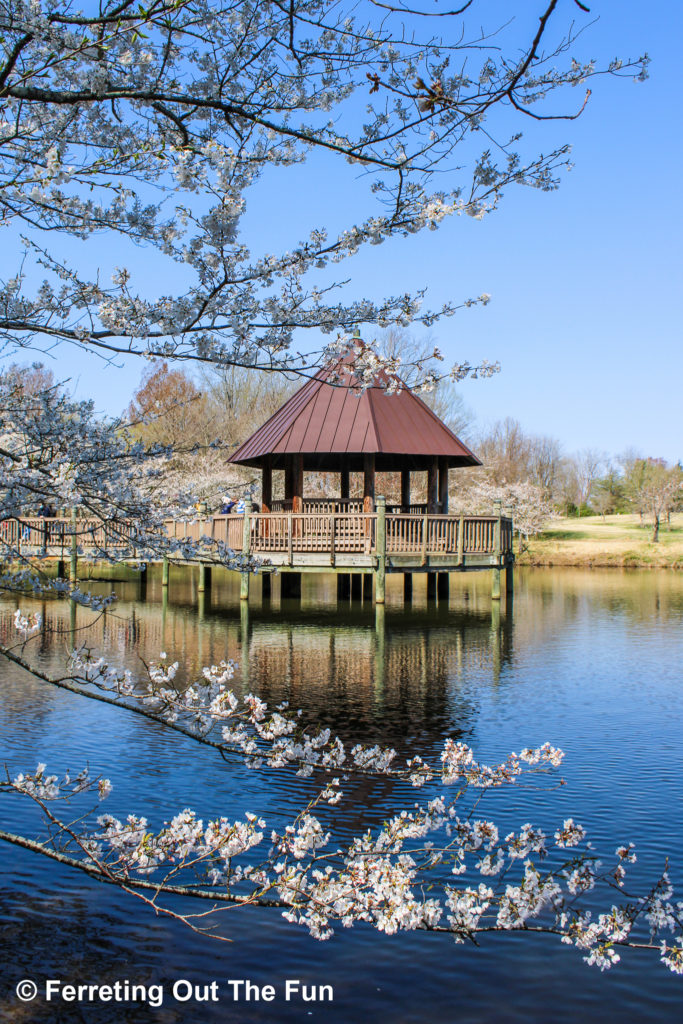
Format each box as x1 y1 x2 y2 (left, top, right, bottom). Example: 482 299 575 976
3 0 680 978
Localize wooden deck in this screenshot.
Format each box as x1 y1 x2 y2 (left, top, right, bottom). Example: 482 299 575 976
3 507 513 573
168 510 513 572
2 501 514 605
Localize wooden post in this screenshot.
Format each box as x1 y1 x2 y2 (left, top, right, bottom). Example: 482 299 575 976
505 560 514 598
363 453 375 512
375 494 386 604
438 457 449 514
261 455 272 513
504 505 514 602
69 507 78 585
457 516 465 566
162 556 169 587
427 456 438 513
198 562 211 594
340 465 350 500
240 498 252 601
284 455 294 504
287 513 293 565
401 469 411 511
293 454 304 514
330 514 336 566
492 499 502 601
420 512 428 566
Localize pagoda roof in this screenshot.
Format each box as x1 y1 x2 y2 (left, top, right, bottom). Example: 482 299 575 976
228 347 481 472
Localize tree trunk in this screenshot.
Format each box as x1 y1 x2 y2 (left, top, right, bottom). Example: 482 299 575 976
652 515 659 543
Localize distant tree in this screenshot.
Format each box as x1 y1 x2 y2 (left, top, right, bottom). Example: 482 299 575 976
127 362 211 449
200 364 297 450
475 418 533 486
3 362 56 396
590 466 626 520
619 450 650 524
374 329 474 440
572 449 605 515
528 434 564 500
625 459 682 542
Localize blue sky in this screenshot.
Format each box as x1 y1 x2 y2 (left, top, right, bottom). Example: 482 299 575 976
14 1 683 463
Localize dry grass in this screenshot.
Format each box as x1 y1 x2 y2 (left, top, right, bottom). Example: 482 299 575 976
518 513 683 569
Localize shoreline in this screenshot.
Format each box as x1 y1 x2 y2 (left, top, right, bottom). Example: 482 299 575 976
516 512 683 571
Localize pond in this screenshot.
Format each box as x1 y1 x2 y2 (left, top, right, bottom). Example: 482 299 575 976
1 567 682 1023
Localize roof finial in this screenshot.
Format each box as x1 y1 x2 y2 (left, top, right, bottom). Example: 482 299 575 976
352 327 361 338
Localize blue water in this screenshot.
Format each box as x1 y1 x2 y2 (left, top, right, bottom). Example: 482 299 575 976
1 568 682 1023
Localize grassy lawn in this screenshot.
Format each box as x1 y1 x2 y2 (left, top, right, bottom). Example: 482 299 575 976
518 512 683 568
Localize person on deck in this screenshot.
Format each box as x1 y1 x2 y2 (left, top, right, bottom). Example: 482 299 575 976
220 495 236 514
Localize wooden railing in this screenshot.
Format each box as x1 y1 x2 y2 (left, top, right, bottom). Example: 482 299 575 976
1 512 513 561
269 499 436 515
270 498 367 514
248 513 374 555
0 517 138 552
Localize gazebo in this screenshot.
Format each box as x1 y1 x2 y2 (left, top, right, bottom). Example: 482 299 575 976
228 345 481 515
223 344 513 605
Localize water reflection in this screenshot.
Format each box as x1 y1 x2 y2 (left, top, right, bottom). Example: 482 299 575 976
1 570 521 749
1 568 683 1023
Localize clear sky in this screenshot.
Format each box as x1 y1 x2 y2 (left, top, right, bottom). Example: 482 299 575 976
14 1 683 464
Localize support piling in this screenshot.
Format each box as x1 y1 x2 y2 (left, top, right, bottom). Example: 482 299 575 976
375 495 386 604
240 498 252 601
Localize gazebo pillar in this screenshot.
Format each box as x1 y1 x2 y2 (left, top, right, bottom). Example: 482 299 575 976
340 464 350 500
284 456 294 505
363 453 375 513
401 469 410 511
293 454 303 513
285 454 304 513
427 456 439 513
438 457 449 514
261 455 272 513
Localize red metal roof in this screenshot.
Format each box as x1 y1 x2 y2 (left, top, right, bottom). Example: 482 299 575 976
229 347 481 471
